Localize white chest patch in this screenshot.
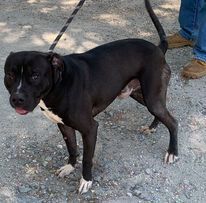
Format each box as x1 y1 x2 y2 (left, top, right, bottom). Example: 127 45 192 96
38 100 64 124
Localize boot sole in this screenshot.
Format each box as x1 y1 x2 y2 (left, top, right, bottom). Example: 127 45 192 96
168 42 193 49
182 71 206 79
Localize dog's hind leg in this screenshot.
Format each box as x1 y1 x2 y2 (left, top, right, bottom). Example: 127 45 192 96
130 87 160 134
56 124 78 177
140 65 178 163
147 103 178 164
139 117 160 134
130 88 145 105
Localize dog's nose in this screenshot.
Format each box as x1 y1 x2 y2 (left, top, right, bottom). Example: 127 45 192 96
11 93 25 106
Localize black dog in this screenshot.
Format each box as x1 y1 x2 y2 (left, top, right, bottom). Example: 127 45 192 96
4 0 178 193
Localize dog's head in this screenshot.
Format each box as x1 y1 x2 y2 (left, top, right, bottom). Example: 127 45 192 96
4 51 64 115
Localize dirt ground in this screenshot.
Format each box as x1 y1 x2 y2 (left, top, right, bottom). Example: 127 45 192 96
0 0 206 202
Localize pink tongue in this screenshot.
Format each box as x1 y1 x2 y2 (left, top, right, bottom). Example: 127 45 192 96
15 108 28 115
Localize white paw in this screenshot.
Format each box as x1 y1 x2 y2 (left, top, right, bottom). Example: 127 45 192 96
164 152 179 164
56 164 75 178
78 177 92 194
139 126 156 135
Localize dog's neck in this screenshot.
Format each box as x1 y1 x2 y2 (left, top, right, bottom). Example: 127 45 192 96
38 100 64 124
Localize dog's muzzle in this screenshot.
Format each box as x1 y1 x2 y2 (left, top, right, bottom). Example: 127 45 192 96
10 92 29 115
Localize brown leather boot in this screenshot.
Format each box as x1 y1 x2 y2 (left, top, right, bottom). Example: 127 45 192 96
182 59 206 79
167 33 193 49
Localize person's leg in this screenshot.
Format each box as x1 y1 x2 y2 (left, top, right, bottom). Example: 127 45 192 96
179 0 204 41
193 2 206 62
182 1 206 79
167 0 204 48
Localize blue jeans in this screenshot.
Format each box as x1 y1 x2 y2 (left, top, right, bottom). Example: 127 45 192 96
179 0 206 62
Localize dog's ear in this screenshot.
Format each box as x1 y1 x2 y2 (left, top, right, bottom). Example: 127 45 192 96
47 52 64 83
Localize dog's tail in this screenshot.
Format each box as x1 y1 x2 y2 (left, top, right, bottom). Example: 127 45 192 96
144 0 168 54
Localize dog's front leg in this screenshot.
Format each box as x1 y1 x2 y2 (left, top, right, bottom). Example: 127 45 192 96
56 124 78 177
79 119 99 194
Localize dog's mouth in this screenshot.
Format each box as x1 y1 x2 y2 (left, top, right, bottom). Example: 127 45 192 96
15 107 29 115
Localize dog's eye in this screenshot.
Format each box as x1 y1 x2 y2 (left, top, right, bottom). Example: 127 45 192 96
31 73 39 81
6 72 15 80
